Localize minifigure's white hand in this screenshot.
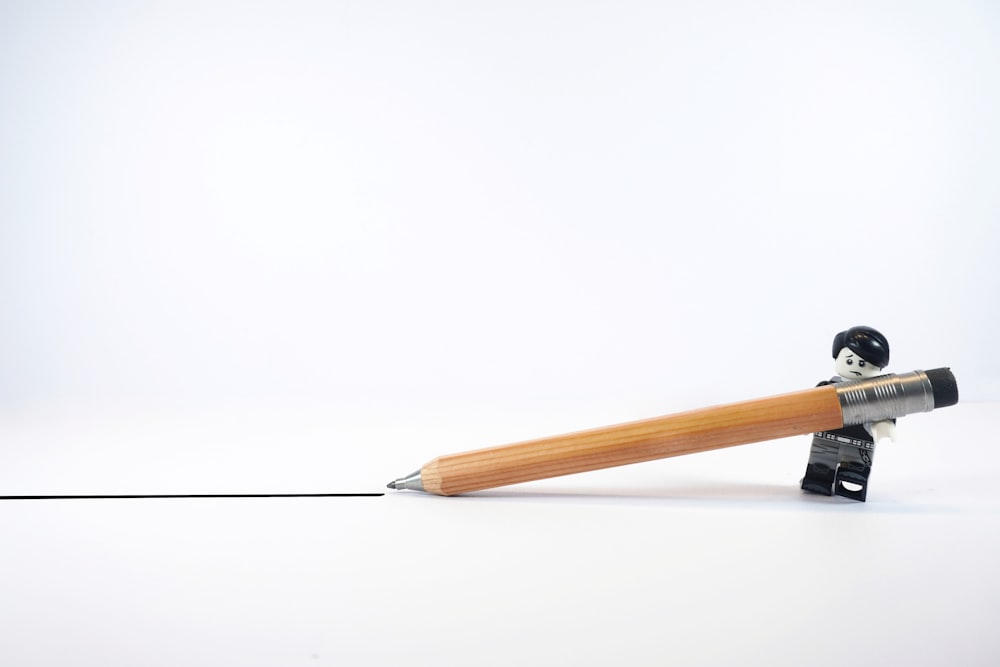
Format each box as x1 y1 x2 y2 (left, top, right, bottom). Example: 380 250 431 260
871 420 896 443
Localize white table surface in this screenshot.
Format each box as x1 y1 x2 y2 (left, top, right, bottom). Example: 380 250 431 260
1 400 996 667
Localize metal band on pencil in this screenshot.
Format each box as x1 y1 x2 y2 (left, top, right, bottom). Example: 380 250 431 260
834 369 957 425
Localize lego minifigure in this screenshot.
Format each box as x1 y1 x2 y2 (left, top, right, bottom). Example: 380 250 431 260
801 326 894 501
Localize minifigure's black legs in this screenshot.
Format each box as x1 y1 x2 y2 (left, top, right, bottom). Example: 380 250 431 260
834 450 874 502
802 436 874 501
834 463 869 501
801 463 836 495
802 437 838 495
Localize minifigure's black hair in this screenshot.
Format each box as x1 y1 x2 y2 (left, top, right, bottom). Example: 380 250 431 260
832 326 890 369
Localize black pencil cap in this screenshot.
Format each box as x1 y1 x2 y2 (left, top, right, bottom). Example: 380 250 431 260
925 368 959 409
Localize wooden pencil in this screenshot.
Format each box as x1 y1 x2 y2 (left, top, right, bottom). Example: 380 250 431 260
388 368 958 496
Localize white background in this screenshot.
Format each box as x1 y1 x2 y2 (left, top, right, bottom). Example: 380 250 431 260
1 2 998 666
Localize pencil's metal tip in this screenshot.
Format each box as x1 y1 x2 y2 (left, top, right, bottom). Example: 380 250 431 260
387 470 424 492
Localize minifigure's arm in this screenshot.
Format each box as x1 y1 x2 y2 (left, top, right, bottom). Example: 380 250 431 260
871 420 896 443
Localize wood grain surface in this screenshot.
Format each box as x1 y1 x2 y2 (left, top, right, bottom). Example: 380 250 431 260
421 385 844 495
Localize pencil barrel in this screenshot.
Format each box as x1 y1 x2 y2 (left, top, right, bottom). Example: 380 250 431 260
424 386 844 495
406 367 959 495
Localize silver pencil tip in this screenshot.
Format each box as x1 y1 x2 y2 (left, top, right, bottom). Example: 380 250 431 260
386 470 423 492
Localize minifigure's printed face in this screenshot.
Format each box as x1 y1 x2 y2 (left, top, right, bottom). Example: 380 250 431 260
835 347 882 379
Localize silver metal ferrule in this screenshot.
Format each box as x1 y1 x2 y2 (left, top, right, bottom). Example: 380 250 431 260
389 470 425 492
835 370 936 425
